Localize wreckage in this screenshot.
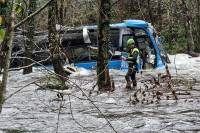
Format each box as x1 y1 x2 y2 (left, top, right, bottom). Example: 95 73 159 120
11 19 170 70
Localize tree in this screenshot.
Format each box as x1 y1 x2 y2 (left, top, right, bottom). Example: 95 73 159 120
96 0 111 91
167 0 175 49
181 0 195 53
147 0 154 26
157 0 162 33
0 0 16 114
48 0 67 85
0 0 9 73
197 0 200 51
0 0 53 114
58 0 66 25
23 0 37 74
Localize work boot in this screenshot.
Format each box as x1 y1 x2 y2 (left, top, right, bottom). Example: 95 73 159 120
133 83 137 87
132 80 137 87
125 82 131 89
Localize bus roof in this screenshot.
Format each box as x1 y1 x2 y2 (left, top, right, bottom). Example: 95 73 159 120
86 19 149 29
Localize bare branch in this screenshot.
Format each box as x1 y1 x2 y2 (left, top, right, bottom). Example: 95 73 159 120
3 79 41 103
67 78 117 133
14 0 53 29
9 55 51 71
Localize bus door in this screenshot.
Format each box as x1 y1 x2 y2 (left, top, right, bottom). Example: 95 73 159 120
122 29 157 70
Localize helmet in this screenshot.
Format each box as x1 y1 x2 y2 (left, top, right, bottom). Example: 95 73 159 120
127 39 135 46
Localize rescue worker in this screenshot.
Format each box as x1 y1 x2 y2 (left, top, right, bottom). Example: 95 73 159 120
121 39 139 89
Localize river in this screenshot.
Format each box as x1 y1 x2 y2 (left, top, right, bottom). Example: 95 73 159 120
0 54 200 133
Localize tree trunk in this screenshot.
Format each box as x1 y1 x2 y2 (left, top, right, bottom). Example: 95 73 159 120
59 0 66 25
168 0 174 49
48 0 67 84
0 0 16 113
97 0 111 91
0 1 10 75
147 0 154 26
157 0 162 33
23 0 36 74
0 0 53 114
181 0 195 52
197 0 200 51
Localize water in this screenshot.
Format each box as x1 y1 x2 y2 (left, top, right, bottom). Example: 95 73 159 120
0 54 200 133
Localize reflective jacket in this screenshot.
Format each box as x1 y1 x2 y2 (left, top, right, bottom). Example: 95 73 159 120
127 47 139 66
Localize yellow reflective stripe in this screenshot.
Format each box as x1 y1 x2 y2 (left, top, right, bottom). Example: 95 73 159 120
131 48 139 54
134 48 139 64
128 48 139 64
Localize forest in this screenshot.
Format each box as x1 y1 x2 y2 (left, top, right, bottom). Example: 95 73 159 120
1 0 200 54
0 0 200 132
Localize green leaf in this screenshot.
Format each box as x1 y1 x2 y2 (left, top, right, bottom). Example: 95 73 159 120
0 15 2 25
15 3 23 14
0 29 5 43
0 0 6 3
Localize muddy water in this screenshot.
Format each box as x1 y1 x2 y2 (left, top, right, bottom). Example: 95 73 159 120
1 55 200 133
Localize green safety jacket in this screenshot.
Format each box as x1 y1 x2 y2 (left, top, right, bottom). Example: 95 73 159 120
127 48 139 65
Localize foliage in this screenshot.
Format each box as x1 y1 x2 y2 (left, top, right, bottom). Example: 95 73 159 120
161 27 187 54
14 3 23 14
0 0 9 44
37 83 69 90
50 0 200 53
37 76 69 90
0 0 199 54
0 15 2 25
0 29 5 43
0 0 5 3
0 0 9 27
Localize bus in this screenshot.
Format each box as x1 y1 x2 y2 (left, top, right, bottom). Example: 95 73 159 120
60 19 170 70
11 19 170 70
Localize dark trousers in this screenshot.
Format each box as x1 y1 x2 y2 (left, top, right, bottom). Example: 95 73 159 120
125 67 137 84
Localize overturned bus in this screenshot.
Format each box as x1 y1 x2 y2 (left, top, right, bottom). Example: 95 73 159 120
11 19 170 70
61 19 170 70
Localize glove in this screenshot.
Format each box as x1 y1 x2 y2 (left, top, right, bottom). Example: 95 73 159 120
121 56 126 60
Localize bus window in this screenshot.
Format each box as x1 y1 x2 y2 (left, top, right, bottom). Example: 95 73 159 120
122 34 135 52
155 36 170 64
134 28 148 36
148 26 170 64
133 28 156 69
